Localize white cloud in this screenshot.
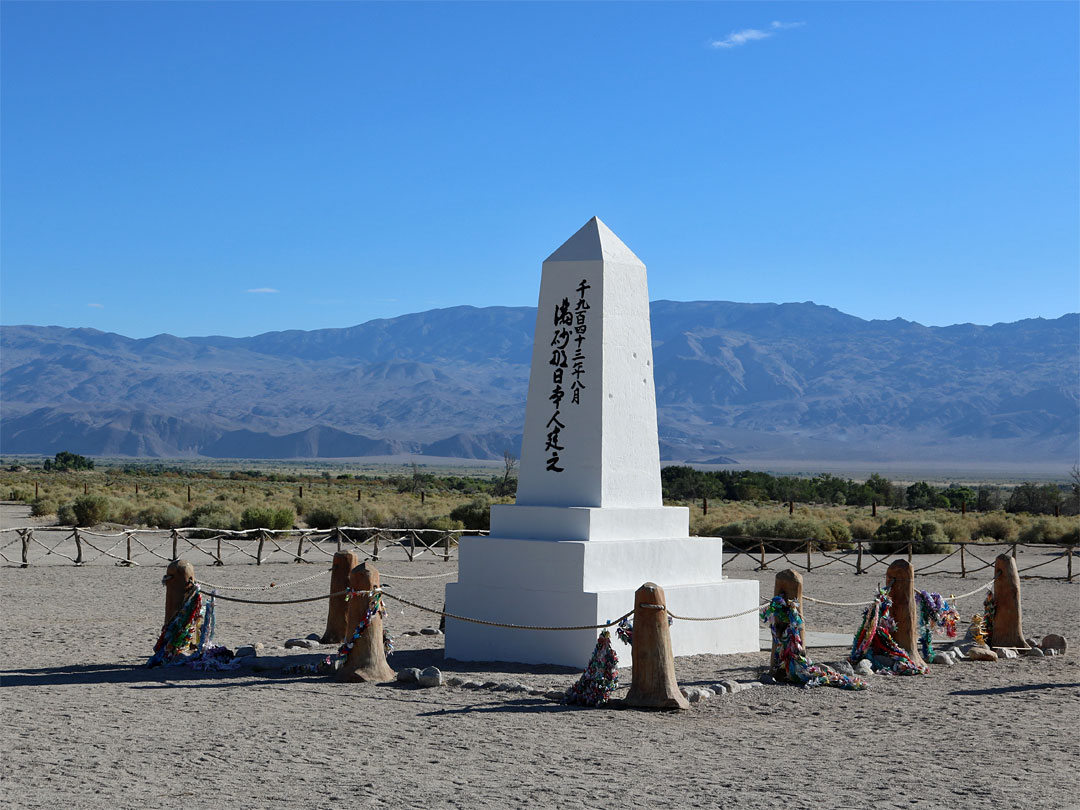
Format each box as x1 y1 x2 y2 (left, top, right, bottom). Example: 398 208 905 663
87 302 104 308
711 21 805 49
246 287 280 294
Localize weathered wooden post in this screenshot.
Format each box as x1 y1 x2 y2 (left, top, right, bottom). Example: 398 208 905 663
624 582 689 710
321 550 360 644
84 482 88 495
872 500 877 517
187 484 191 503
907 543 912 563
757 539 767 571
372 532 381 561
163 559 196 628
805 541 813 572
74 527 84 565
256 531 265 565
1068 546 1074 583
335 527 343 553
215 535 223 566
34 481 39 498
702 496 708 516
1011 543 1017 560
990 554 1028 649
885 559 925 669
171 529 179 561
337 562 395 683
856 541 864 575
960 543 966 578
357 488 362 502
123 532 133 566
299 485 303 499
20 529 30 568
961 500 966 516
788 500 794 516
770 569 804 681
294 532 305 563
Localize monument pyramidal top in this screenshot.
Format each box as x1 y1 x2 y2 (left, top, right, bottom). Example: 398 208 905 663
544 216 644 265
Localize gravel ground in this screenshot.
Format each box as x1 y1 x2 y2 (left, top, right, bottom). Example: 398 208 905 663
2 503 1078 809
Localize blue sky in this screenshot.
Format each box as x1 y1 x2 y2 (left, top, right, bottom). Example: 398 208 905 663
2 1 1077 338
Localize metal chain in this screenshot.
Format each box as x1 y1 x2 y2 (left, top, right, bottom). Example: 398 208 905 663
196 568 332 592
665 603 770 622
379 591 634 631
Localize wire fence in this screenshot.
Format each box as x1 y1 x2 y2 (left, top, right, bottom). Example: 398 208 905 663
0 525 478 568
0 526 1075 582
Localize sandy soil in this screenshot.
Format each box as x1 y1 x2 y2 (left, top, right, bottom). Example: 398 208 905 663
2 503 1078 809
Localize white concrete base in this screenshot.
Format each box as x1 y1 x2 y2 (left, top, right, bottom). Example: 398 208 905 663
490 504 689 541
444 535 760 668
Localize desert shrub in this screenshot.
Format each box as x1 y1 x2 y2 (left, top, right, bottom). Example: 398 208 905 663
57 502 76 525
240 506 293 530
424 516 464 532
1018 517 1080 545
136 503 186 529
390 509 435 530
971 514 1017 542
942 518 971 543
71 494 113 527
848 519 879 540
869 518 920 553
302 505 353 530
29 497 59 517
110 501 139 526
449 496 491 531
8 487 33 502
822 520 853 550
188 503 241 532
915 520 952 553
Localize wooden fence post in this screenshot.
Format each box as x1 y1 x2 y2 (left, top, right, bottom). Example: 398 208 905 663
990 554 1028 649
335 528 343 553
321 550 360 644
885 558 925 669
702 496 708 516
1068 546 1074 583
34 481 38 498
624 582 689 710
337 562 396 683
187 485 191 503
123 532 133 566
806 541 813 572
74 527 84 565
770 569 804 682
294 532 305 563
20 529 30 568
171 529 179 561
789 500 794 516
856 541 864 575
256 531 265 566
215 535 223 566
443 531 452 562
84 482 88 495
163 559 197 637
907 543 912 563
1011 543 1017 560
372 532 381 561
406 531 415 562
357 488 362 502
757 539 768 571
960 543 966 577
872 500 877 517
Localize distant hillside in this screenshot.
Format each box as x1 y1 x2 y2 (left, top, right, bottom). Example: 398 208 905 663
2 302 1077 465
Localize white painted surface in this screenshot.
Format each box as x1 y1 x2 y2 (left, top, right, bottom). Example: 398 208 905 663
489 504 688 542
444 217 760 667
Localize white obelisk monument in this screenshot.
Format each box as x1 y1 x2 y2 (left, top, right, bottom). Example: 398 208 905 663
444 217 759 667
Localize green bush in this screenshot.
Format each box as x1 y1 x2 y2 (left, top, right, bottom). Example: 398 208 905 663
870 517 952 553
971 514 1017 542
57 502 76 525
241 506 295 530
822 520 853 550
29 497 58 517
301 506 352 530
187 503 241 536
136 504 186 529
71 494 113 527
848 519 878 540
1018 518 1080 545
449 496 491 531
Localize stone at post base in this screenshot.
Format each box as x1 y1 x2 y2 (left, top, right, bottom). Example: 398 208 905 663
624 583 689 710
990 554 1029 649
770 569 804 682
321 550 360 644
885 558 927 670
337 562 395 684
164 559 196 628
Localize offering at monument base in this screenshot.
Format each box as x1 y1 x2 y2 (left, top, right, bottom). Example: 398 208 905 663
445 217 759 667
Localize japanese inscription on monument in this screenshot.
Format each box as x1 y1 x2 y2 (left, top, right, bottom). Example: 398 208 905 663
545 278 590 473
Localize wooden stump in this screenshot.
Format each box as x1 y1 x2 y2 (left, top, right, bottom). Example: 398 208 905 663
990 554 1028 649
163 559 196 627
624 583 689 710
885 559 925 669
321 551 360 644
770 569 804 681
337 562 395 683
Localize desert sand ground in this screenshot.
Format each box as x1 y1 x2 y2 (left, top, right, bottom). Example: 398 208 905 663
2 503 1077 809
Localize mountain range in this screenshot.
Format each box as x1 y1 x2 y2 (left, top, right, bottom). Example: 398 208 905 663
2 301 1077 466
